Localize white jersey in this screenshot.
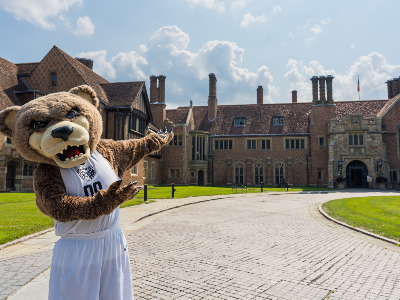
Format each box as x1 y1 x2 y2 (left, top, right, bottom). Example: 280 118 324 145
55 150 121 236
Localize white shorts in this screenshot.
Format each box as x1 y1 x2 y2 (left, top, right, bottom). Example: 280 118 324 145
48 222 133 300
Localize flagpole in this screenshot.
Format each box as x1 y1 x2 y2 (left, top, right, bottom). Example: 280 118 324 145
358 75 360 101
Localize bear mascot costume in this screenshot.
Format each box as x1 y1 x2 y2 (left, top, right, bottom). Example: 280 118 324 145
0 85 173 300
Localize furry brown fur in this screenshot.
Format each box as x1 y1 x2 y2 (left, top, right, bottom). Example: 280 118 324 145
0 85 173 222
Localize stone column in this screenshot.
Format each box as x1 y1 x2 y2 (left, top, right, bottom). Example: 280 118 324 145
158 75 166 103
149 76 158 103
326 75 334 104
319 76 326 103
310 76 319 104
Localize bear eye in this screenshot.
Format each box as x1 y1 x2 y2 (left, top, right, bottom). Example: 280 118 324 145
32 121 48 130
65 109 79 119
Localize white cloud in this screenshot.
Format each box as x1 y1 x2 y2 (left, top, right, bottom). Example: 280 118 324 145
351 43 356 49
303 18 330 41
240 12 266 28
273 5 282 14
284 52 400 102
73 16 95 36
0 0 82 29
229 0 251 15
81 25 278 107
186 0 225 12
75 50 116 79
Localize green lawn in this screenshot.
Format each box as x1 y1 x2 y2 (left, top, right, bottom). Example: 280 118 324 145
322 196 400 242
1 185 328 245
133 185 330 200
0 193 150 245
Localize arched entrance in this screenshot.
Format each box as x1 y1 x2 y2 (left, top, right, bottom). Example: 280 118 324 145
6 161 16 191
346 160 368 188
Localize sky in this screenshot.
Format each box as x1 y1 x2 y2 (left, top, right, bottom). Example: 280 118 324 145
0 0 399 109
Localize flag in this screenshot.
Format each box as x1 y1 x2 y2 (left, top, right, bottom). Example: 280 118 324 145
357 76 360 93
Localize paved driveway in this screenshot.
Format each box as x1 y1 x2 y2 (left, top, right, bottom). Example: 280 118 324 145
128 191 400 300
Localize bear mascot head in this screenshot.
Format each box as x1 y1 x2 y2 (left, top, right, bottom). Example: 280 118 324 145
0 85 173 222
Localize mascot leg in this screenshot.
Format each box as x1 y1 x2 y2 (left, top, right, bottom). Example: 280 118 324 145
48 224 133 300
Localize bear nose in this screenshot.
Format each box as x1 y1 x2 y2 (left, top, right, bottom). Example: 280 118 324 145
51 126 74 141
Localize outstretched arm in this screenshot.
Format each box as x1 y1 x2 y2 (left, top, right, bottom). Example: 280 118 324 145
97 127 173 177
34 164 140 222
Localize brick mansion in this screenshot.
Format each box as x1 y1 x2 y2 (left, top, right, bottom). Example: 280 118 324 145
0 46 399 191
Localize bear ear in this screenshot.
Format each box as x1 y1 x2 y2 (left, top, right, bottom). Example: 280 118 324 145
0 106 21 138
68 85 99 108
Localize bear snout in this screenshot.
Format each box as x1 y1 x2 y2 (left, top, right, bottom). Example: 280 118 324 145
51 126 74 141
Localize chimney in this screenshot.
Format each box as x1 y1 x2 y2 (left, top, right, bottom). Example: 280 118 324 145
150 75 158 103
292 90 297 103
326 75 334 104
257 86 263 105
208 73 217 121
392 78 399 98
158 75 166 103
75 57 93 70
319 76 326 103
310 76 319 105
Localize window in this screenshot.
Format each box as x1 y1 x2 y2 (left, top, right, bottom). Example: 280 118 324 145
151 162 155 179
6 138 12 144
254 163 264 185
130 114 146 135
285 138 305 150
170 168 180 178
51 73 57 86
318 170 322 180
169 135 183 146
214 139 233 150
247 140 256 150
131 165 138 176
349 133 364 146
191 171 195 177
261 140 271 150
275 163 284 185
23 165 27 176
273 116 284 126
23 164 36 176
234 163 244 185
390 171 398 182
319 137 325 147
143 161 148 179
234 118 245 126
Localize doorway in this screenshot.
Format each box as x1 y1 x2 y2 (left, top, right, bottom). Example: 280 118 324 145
6 161 16 191
346 160 368 188
198 170 204 186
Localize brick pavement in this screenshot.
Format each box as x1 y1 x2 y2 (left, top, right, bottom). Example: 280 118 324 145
128 191 400 300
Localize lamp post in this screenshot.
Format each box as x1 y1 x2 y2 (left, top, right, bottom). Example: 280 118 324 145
376 158 383 172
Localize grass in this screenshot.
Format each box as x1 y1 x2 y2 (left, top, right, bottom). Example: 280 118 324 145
132 185 330 200
0 185 328 245
322 196 400 242
0 193 151 245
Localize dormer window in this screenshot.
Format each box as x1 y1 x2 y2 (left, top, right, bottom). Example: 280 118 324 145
273 116 284 126
234 117 245 126
51 73 57 86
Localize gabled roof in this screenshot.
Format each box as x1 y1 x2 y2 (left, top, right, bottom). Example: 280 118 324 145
166 108 190 125
168 99 393 136
0 57 24 110
15 62 39 75
335 100 389 122
376 94 400 118
53 46 110 103
100 82 144 106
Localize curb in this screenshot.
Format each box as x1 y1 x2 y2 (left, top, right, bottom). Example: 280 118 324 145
319 204 400 246
0 227 55 251
0 194 237 252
